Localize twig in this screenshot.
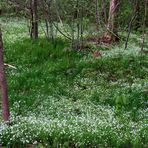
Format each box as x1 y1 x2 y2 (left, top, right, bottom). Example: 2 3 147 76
4 63 17 69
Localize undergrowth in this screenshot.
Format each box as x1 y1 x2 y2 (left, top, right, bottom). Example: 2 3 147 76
0 18 148 148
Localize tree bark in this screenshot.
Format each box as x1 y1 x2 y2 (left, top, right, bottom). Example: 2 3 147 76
0 26 10 122
102 0 119 43
141 0 148 52
95 0 100 34
101 0 107 24
133 0 141 31
30 0 38 39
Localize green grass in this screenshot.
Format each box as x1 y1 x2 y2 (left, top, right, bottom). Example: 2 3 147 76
0 18 148 147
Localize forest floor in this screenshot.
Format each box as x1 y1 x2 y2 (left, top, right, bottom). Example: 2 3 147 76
0 18 148 147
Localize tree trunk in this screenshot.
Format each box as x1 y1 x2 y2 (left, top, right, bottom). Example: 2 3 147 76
102 0 119 43
0 27 10 122
133 0 141 31
141 0 148 52
30 0 38 39
95 0 100 34
101 0 107 24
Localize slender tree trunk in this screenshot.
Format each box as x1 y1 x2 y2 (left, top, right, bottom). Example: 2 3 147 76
141 0 148 52
102 0 107 24
80 4 84 48
76 0 80 49
124 13 136 50
102 0 119 43
45 0 54 40
133 0 140 31
95 0 100 34
0 27 10 122
30 0 38 39
124 1 138 50
107 0 118 32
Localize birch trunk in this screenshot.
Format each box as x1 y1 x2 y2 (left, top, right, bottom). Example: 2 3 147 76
102 0 119 43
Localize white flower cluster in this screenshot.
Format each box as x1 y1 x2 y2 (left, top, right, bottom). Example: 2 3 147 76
0 99 147 146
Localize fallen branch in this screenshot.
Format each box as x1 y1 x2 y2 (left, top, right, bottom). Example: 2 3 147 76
4 63 17 69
